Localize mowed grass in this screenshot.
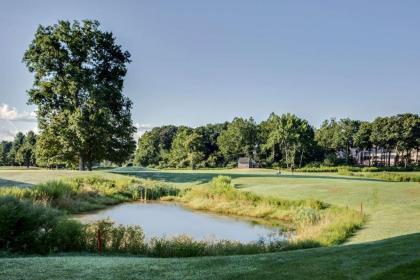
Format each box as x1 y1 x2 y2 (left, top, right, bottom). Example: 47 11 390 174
0 168 133 187
1 233 419 280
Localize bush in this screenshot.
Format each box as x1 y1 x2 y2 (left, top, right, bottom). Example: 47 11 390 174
0 196 84 253
49 219 85 252
295 207 321 225
84 219 145 254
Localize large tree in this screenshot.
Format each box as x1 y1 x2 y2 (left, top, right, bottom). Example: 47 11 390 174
23 20 136 170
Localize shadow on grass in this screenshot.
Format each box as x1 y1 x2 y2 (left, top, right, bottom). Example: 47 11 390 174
0 178 33 188
110 170 383 185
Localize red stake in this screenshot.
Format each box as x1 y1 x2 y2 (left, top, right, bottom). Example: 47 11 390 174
97 229 102 255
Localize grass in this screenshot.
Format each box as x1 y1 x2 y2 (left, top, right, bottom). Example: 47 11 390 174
0 174 179 213
172 176 365 247
371 259 420 280
0 168 419 277
0 233 419 279
1 168 419 243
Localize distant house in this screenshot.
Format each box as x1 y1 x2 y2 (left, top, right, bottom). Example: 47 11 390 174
237 157 258 168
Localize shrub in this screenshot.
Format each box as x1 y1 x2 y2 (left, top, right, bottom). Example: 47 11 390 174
48 219 85 252
209 176 235 194
84 219 146 254
295 207 321 225
0 196 84 253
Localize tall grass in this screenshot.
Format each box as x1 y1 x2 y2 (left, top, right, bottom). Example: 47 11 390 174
175 176 365 247
0 177 180 213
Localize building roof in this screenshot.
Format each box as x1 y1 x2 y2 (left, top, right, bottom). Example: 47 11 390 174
238 157 250 164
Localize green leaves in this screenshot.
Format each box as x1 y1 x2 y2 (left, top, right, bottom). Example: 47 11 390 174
23 20 135 169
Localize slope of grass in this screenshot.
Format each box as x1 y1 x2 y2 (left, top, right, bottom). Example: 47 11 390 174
371 259 420 280
1 233 419 280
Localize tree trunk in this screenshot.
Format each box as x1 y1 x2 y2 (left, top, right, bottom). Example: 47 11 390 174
79 156 85 171
374 147 377 166
388 150 391 166
416 148 419 166
299 150 304 168
87 161 93 171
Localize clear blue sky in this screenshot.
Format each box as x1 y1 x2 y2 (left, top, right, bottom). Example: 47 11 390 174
1 0 419 139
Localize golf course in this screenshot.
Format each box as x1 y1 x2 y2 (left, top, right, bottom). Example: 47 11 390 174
0 167 419 279
1 3 420 278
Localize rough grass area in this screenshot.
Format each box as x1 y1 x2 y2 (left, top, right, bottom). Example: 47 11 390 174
111 168 420 244
0 175 178 213
1 233 419 280
173 176 365 248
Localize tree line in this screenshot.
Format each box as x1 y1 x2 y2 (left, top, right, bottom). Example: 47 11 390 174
0 131 37 167
134 113 420 169
3 20 419 170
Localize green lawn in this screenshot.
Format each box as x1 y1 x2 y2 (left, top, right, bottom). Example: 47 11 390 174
1 233 419 280
1 168 419 279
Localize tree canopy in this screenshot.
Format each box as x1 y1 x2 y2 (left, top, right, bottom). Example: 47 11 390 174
23 20 136 170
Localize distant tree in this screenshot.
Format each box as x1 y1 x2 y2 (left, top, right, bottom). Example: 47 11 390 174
134 129 161 167
353 121 373 165
338 118 361 164
262 113 314 168
23 20 136 170
15 131 37 168
370 117 398 166
0 141 13 166
316 118 360 164
315 119 338 155
395 114 420 166
195 123 227 167
217 118 258 164
8 132 25 166
168 128 205 169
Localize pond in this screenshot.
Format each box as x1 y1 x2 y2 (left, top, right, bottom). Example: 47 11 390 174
76 202 290 243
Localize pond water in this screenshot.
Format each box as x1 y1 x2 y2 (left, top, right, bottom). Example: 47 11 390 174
76 202 290 243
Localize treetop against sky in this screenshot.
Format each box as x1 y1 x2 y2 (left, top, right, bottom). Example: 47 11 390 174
1 0 420 140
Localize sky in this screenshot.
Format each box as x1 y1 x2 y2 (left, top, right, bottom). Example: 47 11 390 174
1 0 419 140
